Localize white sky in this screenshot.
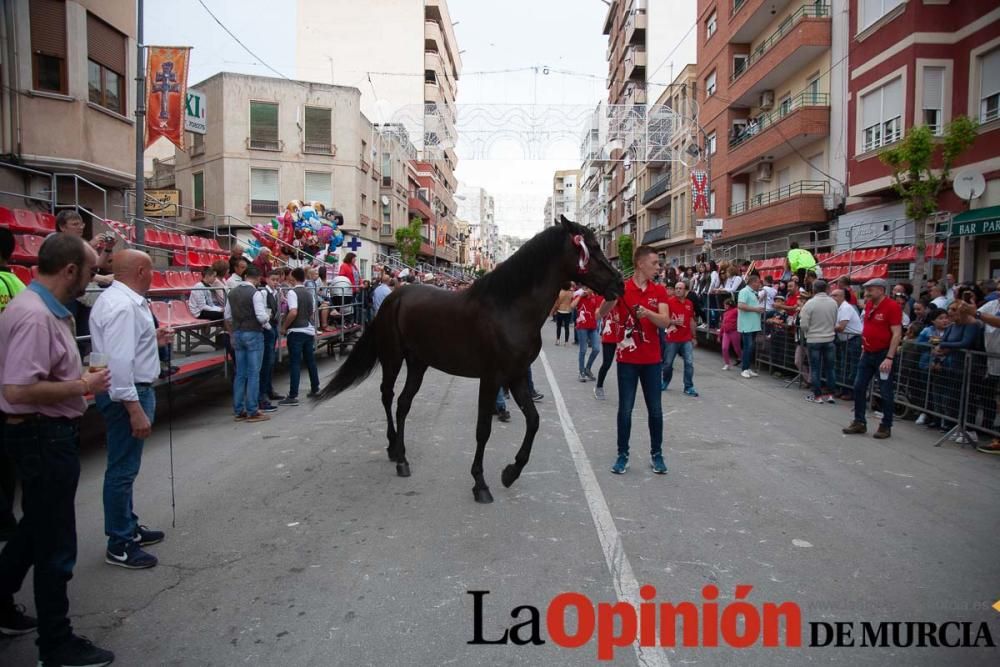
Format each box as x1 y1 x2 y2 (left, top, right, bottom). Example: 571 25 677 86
146 0 696 238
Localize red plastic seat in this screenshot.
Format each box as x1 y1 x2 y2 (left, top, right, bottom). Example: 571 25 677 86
11 234 44 263
151 271 169 290
185 272 201 288
36 212 56 233
171 300 202 324
205 238 224 252
173 251 189 267
0 207 15 229
11 209 43 234
165 271 187 289
145 228 163 247
10 264 32 284
164 232 182 249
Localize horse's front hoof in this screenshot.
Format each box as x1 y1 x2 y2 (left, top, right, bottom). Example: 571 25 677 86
501 464 519 488
396 462 411 477
473 487 494 504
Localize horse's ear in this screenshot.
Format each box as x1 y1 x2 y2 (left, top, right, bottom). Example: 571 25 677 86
560 215 576 234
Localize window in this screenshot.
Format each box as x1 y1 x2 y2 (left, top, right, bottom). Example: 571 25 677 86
250 168 279 215
249 102 279 150
382 152 392 186
733 55 748 79
304 171 332 205
382 199 391 223
921 66 945 135
709 189 716 215
86 14 126 114
30 0 67 93
979 48 1000 124
706 71 717 98
859 0 904 32
706 11 717 40
191 131 205 156
778 94 792 116
192 172 204 211
861 77 903 152
382 223 393 236
706 132 717 155
303 106 331 153
806 73 821 101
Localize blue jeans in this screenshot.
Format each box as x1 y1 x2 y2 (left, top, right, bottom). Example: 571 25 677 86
807 341 837 397
577 328 600 374
0 418 80 652
853 349 894 428
740 331 757 371
616 362 663 457
662 340 695 391
259 327 278 401
287 331 320 398
96 386 156 550
496 388 506 412
233 330 265 415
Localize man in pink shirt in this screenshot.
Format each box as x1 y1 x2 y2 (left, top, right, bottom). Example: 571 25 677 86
0 234 114 667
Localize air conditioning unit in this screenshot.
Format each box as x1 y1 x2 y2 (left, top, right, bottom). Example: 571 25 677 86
759 90 775 111
755 161 773 182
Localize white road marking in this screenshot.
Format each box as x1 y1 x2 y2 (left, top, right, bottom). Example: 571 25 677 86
540 350 671 667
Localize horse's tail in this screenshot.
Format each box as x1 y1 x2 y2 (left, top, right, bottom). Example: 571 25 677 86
317 317 379 399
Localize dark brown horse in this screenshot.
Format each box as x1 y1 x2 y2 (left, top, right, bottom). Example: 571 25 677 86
318 217 624 503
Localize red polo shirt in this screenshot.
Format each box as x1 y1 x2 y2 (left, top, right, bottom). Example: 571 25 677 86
862 296 903 352
600 309 622 344
612 278 669 365
665 295 694 343
575 294 603 330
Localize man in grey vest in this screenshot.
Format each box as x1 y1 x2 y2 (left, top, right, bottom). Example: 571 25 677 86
224 265 271 422
279 267 320 406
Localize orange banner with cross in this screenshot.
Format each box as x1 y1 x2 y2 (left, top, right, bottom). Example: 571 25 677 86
145 46 191 150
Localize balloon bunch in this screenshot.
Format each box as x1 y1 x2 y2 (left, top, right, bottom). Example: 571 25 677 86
249 199 345 259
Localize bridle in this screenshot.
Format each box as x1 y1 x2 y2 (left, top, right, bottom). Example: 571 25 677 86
572 234 590 274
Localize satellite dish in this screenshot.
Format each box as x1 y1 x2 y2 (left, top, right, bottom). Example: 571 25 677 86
380 195 390 206
953 170 986 201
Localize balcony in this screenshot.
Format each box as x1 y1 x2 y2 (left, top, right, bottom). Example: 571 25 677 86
641 173 671 207
425 20 443 51
726 180 828 238
728 4 831 107
625 7 646 45
408 194 433 220
624 46 646 80
727 92 830 172
424 81 443 106
641 224 671 245
624 83 647 106
729 0 795 42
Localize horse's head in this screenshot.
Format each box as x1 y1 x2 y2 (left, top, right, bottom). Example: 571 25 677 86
559 216 625 300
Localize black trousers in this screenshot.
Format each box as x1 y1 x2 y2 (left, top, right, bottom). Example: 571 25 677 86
0 418 81 652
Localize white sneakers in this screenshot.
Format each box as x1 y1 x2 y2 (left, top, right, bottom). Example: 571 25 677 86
740 369 759 379
721 364 730 371
915 413 927 425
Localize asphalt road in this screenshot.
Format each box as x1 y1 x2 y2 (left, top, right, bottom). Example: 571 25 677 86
2 337 999 666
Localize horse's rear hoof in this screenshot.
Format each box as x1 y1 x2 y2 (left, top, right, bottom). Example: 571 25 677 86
396 462 411 477
387 447 398 462
501 464 519 488
473 487 494 504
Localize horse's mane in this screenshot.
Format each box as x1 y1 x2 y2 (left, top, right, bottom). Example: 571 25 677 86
467 225 567 304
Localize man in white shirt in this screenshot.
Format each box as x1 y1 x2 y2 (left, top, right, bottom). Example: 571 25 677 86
187 266 224 321
372 273 392 317
929 284 950 310
832 288 863 400
758 275 778 315
279 267 320 406
225 258 247 289
90 250 172 570
224 265 271 422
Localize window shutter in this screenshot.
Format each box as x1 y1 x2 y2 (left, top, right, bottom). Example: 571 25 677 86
304 106 331 151
87 13 125 74
922 67 944 110
882 77 903 121
30 0 66 58
981 49 1000 99
250 102 279 143
861 89 880 129
304 171 332 204
251 168 279 201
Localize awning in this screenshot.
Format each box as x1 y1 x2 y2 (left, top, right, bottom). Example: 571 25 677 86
951 205 1000 237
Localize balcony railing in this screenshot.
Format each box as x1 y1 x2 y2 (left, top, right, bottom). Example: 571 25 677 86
729 91 829 149
729 180 827 216
641 174 670 204
250 199 280 216
641 224 671 244
730 4 830 83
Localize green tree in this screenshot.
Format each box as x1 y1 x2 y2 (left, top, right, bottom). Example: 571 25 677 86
617 234 634 275
394 218 424 268
879 116 977 296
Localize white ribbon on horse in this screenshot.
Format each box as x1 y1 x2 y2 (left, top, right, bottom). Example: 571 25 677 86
572 234 590 273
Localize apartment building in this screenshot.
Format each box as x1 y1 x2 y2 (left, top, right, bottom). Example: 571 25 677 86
636 64 698 267
295 0 461 226
696 0 849 252
172 72 387 274
0 0 137 222
578 100 610 239
551 169 581 226
844 1 1000 280
457 184 499 270
375 122 418 253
